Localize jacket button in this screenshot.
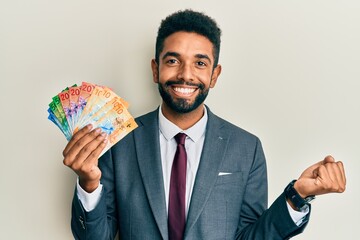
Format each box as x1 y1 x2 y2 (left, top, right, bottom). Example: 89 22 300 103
79 216 86 230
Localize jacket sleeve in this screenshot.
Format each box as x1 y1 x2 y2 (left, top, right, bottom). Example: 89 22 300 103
236 138 310 239
71 149 118 240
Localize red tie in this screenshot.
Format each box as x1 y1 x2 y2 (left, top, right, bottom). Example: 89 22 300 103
168 133 187 240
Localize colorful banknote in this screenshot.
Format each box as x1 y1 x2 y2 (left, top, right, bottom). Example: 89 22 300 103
69 85 81 129
77 82 95 123
47 82 137 156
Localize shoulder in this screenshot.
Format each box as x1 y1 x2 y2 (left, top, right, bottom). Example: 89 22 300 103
134 108 159 126
206 107 266 173
207 107 260 144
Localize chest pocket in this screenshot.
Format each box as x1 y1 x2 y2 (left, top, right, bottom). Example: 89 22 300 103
215 171 244 185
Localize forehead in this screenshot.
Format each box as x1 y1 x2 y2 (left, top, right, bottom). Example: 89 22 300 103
161 31 214 60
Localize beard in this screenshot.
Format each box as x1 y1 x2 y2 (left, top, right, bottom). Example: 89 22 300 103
157 80 210 113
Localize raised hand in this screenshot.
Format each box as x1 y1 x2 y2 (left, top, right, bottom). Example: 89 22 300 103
294 155 346 198
63 124 108 193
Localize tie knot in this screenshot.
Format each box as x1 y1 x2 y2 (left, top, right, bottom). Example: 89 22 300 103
175 133 187 145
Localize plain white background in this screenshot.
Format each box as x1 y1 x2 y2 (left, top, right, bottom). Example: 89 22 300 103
1 0 359 239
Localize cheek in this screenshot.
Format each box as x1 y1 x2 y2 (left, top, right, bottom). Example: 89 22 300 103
158 67 177 82
197 72 214 87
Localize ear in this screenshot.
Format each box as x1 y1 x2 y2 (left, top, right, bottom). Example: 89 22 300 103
151 59 159 83
210 64 222 88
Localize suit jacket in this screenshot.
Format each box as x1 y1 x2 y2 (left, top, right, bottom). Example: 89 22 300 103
71 107 309 239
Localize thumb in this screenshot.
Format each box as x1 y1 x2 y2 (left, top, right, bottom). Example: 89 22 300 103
323 155 335 164
299 155 333 179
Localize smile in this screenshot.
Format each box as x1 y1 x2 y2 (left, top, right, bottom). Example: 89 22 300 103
173 87 197 95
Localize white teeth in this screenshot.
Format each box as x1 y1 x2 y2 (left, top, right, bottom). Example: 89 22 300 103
173 87 196 94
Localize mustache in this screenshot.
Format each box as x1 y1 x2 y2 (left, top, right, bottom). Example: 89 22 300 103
164 80 205 90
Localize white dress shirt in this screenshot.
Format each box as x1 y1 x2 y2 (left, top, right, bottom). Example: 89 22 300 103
77 106 308 225
158 105 207 217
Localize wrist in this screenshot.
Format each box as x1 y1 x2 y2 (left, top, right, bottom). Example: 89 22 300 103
285 180 315 211
79 179 100 193
293 180 307 198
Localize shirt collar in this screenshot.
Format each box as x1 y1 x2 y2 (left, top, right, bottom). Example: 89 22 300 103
158 105 208 143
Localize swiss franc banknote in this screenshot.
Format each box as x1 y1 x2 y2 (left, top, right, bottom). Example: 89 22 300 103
48 82 137 156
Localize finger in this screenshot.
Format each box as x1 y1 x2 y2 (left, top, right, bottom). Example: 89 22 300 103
304 155 334 178
300 159 325 178
82 133 108 167
71 132 107 170
323 155 335 164
325 162 346 193
316 164 345 194
324 163 340 189
314 164 330 187
323 161 346 183
77 136 107 188
63 124 93 156
337 161 346 186
63 127 103 166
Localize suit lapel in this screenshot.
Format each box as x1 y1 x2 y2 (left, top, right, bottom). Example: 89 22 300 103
133 107 231 239
184 108 230 237
134 109 168 239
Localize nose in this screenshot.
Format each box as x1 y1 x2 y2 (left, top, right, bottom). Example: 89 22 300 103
177 64 194 82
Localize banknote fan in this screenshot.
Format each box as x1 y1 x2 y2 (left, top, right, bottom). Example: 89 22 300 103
47 82 137 156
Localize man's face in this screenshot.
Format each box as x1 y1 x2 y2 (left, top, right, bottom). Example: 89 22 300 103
151 31 221 113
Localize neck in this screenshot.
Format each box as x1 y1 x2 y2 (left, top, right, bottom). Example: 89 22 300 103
161 103 205 130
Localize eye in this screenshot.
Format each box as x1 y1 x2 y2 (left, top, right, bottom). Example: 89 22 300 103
166 59 178 64
196 61 207 67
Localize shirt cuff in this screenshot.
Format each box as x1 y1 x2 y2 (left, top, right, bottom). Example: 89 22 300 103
286 201 310 226
76 178 103 212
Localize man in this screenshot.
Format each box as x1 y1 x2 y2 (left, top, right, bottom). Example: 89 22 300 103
63 10 346 239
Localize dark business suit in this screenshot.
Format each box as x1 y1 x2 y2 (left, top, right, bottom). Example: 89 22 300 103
71 107 309 239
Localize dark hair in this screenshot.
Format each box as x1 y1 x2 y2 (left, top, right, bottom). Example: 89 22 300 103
155 9 222 68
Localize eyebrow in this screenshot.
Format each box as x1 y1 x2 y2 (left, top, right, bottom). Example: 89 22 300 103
162 52 212 64
162 51 180 60
195 54 212 64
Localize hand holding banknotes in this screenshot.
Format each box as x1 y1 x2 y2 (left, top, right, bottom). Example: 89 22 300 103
48 82 138 192
63 124 107 192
